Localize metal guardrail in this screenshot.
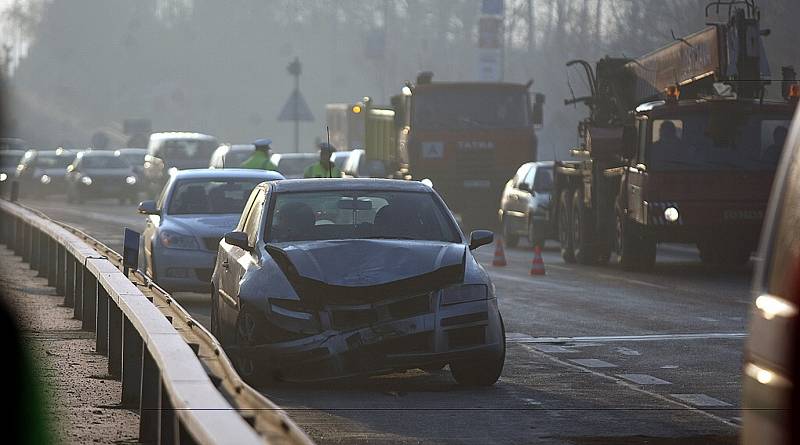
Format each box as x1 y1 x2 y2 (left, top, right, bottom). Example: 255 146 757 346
0 199 312 445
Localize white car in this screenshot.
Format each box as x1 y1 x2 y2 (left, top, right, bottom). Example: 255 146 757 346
138 168 283 292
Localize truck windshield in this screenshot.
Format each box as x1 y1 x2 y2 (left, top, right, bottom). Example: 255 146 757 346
267 190 460 243
412 88 529 130
647 113 792 171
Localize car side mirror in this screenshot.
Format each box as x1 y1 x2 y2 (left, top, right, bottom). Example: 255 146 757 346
137 200 159 215
224 231 251 251
469 230 494 250
517 182 531 192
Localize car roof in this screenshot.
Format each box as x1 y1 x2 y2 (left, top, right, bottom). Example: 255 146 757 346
172 168 284 180
80 150 117 157
274 152 317 159
268 178 432 193
0 149 26 156
149 132 217 141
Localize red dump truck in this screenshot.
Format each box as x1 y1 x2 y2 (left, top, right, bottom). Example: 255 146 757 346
553 1 798 270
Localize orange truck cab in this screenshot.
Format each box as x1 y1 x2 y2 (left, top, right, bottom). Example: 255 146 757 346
393 74 544 229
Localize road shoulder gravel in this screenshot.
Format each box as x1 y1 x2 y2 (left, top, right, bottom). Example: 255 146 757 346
0 245 139 444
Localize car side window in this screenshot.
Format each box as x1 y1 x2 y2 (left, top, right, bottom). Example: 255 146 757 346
243 190 265 246
237 188 260 231
522 166 536 189
512 164 530 188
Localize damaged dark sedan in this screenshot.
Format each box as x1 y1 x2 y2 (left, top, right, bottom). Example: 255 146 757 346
210 178 505 385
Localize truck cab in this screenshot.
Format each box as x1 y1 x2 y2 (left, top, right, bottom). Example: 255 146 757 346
619 98 794 266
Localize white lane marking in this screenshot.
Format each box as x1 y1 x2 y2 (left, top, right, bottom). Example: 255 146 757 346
698 317 719 322
569 358 617 368
670 394 731 407
618 374 671 385
614 347 641 356
488 270 582 292
661 365 679 369
594 272 669 290
517 344 739 428
506 332 746 343
530 344 574 353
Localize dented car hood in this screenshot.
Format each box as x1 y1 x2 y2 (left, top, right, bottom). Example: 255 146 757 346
266 239 466 306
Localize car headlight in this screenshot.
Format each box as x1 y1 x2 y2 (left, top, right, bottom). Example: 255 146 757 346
158 230 198 250
440 284 488 305
664 206 679 222
40 174 51 184
125 175 137 185
0 173 7 182
81 176 93 186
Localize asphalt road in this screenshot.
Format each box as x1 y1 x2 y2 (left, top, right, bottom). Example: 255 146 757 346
21 197 750 444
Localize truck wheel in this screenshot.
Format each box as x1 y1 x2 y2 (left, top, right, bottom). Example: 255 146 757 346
615 212 640 270
558 189 575 263
450 317 505 386
572 190 596 265
503 219 520 248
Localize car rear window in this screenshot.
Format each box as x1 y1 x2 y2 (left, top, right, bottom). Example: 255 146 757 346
267 190 460 243
81 155 128 169
167 179 264 215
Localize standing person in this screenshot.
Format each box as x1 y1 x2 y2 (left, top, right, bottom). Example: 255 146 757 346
240 138 278 171
304 142 341 178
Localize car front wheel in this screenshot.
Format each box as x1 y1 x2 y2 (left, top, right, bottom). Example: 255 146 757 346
450 318 505 386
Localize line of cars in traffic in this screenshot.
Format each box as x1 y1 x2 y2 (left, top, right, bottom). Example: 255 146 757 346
2 131 498 386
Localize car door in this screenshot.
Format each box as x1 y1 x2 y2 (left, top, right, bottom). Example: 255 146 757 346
219 187 266 328
627 119 649 224
504 164 532 230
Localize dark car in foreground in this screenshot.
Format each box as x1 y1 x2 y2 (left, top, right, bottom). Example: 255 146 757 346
66 150 139 204
742 105 800 444
211 178 505 385
15 149 76 198
498 161 555 247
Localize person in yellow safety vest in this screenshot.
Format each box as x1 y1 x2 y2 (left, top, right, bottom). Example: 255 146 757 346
240 138 279 171
304 142 342 178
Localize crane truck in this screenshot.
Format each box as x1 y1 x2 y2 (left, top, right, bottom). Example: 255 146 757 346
553 0 798 270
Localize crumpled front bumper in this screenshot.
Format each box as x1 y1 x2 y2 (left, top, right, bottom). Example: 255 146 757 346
242 297 504 381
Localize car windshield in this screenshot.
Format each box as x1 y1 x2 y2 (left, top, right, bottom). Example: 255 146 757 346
267 190 460 243
647 112 793 171
276 156 316 177
0 153 22 167
36 154 74 168
412 88 529 130
81 155 128 169
331 153 350 170
117 153 144 166
153 139 217 166
168 178 264 215
223 150 253 167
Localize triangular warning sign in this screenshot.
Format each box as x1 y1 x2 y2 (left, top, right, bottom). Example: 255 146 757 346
278 89 315 122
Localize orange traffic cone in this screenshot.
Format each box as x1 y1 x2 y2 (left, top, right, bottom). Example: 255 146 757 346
492 237 507 267
530 245 545 275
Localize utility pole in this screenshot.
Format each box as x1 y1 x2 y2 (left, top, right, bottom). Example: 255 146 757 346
287 57 301 153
